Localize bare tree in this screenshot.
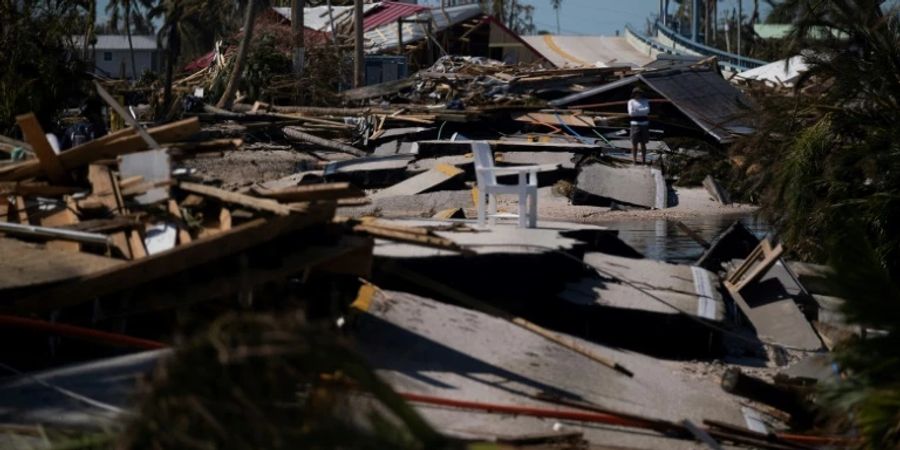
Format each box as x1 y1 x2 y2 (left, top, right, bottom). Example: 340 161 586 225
217 0 259 109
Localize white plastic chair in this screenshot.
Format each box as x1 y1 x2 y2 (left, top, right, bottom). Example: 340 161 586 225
472 141 539 228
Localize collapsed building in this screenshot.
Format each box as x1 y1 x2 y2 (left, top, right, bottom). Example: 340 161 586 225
0 2 853 449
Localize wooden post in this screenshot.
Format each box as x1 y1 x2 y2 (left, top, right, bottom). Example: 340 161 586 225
354 0 364 88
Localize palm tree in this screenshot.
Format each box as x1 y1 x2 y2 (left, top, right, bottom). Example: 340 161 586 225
551 0 563 34
217 0 262 109
107 0 155 80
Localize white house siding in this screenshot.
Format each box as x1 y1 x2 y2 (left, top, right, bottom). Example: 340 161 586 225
93 49 158 79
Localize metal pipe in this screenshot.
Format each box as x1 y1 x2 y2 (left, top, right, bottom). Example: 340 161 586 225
0 314 165 350
0 222 111 245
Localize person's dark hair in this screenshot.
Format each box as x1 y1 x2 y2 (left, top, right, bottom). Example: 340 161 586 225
631 87 644 99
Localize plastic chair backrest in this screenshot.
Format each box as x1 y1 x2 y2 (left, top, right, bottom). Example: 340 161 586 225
472 141 496 186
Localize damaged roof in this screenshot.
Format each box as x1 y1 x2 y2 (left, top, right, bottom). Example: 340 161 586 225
551 67 755 143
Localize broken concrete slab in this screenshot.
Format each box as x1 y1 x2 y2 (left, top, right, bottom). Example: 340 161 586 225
727 257 823 352
324 154 415 188
703 175 732 205
571 252 725 322
371 163 464 200
696 220 761 273
353 288 754 447
574 161 667 209
339 190 473 218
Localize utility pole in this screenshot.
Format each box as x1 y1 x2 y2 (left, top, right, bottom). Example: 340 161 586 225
354 0 364 88
691 0 700 42
291 0 305 75
737 0 742 63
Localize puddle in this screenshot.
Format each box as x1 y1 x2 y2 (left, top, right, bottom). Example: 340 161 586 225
604 213 769 264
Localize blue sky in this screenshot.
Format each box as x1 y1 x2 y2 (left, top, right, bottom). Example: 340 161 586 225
98 0 773 37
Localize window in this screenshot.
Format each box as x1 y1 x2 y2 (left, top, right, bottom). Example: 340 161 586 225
103 52 112 61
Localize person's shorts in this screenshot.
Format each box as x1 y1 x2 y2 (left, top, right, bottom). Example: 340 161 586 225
630 123 650 145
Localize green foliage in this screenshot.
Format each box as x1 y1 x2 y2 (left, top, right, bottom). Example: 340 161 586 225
0 1 90 136
119 313 453 449
734 1 900 446
824 230 900 449
245 33 292 101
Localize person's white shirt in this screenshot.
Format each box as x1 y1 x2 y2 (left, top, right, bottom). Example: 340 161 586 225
627 98 650 125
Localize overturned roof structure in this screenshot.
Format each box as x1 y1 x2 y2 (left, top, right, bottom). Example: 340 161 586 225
550 67 754 143
521 35 655 69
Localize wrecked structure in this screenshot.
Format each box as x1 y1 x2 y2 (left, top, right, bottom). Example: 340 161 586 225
0 3 860 449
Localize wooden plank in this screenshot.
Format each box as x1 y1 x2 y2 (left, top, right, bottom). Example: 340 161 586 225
0 238 122 291
251 182 365 203
87 164 133 259
1 203 335 313
0 118 200 182
93 81 161 149
0 222 110 245
371 163 463 199
10 196 28 224
41 198 81 252
179 182 294 216
167 200 192 244
129 230 147 259
15 113 68 184
219 208 232 231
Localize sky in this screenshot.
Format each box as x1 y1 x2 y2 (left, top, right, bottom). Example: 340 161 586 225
97 0 774 37
421 0 773 36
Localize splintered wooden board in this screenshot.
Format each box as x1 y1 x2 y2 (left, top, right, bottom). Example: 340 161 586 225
0 238 122 291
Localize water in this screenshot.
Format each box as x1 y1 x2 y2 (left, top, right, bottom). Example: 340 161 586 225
603 213 770 264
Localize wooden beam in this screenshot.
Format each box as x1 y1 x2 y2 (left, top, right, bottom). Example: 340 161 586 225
179 182 295 216
93 81 161 149
15 113 68 184
41 198 81 252
167 200 192 245
2 204 335 313
0 118 200 182
251 182 365 203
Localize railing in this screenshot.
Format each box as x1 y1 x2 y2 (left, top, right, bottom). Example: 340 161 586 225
653 21 768 71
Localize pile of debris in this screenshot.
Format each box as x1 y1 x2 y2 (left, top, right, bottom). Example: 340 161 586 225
0 53 859 449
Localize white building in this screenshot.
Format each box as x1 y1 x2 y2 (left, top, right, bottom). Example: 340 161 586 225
73 35 162 79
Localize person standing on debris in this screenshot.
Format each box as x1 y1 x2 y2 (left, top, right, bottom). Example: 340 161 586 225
627 87 650 164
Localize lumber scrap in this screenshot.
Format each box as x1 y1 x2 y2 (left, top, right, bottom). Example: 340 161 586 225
0 238 122 291
86 164 133 259
251 182 365 203
15 114 68 184
1 203 335 313
40 198 81 252
282 127 367 157
371 164 464 200
94 81 160 149
167 200 192 244
0 117 200 182
179 182 294 216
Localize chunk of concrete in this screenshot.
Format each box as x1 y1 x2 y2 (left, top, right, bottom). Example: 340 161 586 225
575 161 667 209
571 252 725 322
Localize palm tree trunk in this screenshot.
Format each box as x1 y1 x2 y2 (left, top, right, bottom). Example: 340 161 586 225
126 1 138 80
83 0 96 60
217 0 257 109
162 21 180 116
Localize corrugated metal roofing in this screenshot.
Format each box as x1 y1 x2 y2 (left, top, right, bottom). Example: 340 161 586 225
364 3 482 53
363 1 428 31
551 68 754 143
521 35 654 69
71 35 158 50
736 55 808 86
272 4 379 32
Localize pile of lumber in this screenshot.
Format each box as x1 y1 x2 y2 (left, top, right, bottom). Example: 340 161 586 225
0 112 373 317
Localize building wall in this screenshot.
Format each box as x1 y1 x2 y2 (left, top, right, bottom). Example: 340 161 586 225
92 49 158 79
